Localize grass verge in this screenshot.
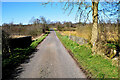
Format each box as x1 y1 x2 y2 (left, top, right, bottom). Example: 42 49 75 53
56 31 118 78
2 33 48 79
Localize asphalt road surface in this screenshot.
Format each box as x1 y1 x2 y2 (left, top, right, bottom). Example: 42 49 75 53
18 31 86 78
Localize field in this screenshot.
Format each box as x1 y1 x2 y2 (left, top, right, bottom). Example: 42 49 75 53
60 24 119 42
2 24 43 38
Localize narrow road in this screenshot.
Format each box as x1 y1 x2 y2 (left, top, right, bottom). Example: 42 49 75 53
18 31 86 78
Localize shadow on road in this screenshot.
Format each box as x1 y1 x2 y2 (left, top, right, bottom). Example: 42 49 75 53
2 49 39 79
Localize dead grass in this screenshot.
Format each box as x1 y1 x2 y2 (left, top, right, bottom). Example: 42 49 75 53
106 31 118 41
60 24 119 42
60 25 92 41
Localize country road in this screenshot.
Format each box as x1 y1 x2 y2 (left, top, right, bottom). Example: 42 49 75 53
17 31 86 78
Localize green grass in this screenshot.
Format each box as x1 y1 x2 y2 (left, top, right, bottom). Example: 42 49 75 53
56 31 118 78
3 34 48 68
30 34 47 49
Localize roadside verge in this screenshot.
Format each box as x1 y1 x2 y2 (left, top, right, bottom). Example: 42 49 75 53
2 33 48 79
56 31 118 78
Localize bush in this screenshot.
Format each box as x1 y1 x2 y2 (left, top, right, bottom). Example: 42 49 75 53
2 34 48 68
2 24 43 38
2 30 11 59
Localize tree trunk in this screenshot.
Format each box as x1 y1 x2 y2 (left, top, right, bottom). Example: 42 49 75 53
117 19 120 58
91 1 99 53
42 24 45 33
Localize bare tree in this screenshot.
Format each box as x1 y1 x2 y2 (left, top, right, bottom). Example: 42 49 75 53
40 16 47 33
34 18 40 25
42 0 119 53
91 1 99 53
